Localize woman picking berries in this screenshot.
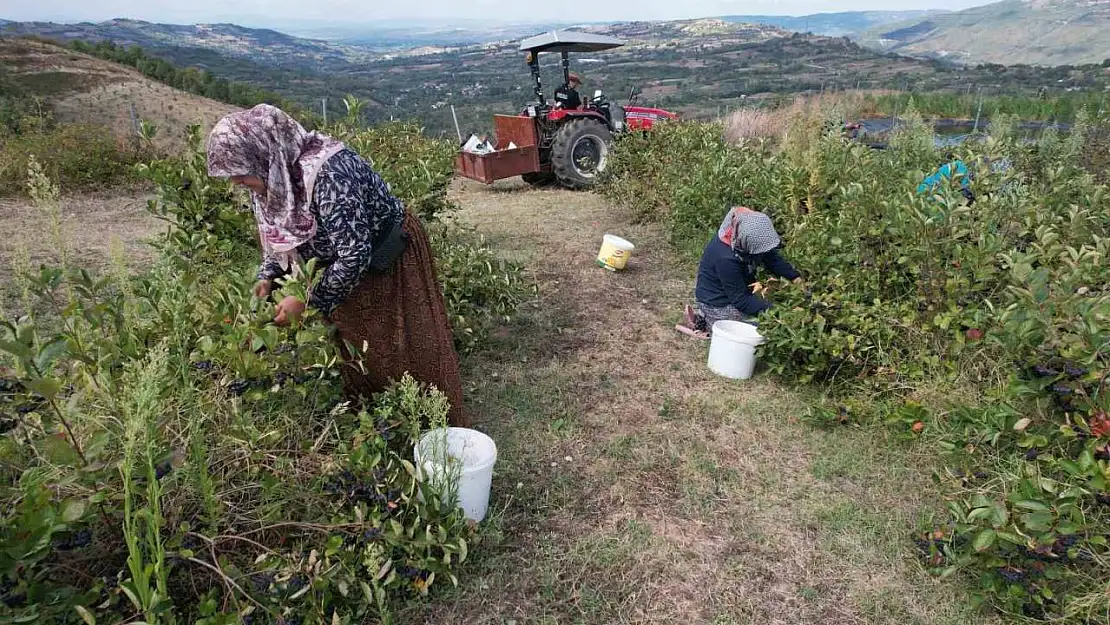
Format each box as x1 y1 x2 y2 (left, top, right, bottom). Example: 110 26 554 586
678 206 803 339
206 104 467 426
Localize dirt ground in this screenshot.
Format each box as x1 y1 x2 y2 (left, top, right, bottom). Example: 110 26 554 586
396 179 996 625
0 191 163 291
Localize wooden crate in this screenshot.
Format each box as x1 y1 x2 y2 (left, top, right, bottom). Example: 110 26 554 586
456 146 540 184
455 114 541 184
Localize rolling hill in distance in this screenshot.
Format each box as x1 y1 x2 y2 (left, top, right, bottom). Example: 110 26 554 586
720 11 941 37
861 0 1110 65
3 5 1110 138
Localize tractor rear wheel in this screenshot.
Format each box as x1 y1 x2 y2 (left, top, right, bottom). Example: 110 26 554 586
551 119 612 189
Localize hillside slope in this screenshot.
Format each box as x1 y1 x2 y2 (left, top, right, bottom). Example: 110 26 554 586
0 38 238 150
723 10 942 37
1 19 374 70
861 0 1110 66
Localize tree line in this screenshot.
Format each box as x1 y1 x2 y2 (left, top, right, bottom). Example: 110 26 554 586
67 39 320 125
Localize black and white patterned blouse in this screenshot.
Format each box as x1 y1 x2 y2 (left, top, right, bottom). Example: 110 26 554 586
257 149 405 315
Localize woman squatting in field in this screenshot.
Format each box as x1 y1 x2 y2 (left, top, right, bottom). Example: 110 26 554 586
678 206 803 339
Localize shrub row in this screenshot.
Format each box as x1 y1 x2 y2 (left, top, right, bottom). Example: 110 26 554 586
0 121 530 624
601 106 1110 622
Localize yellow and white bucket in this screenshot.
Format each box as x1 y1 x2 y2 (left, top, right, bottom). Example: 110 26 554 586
597 234 635 271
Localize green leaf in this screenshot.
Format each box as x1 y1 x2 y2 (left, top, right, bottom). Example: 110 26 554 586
0 339 35 363
23 377 62 399
37 435 81 465
75 605 97 625
119 584 142 610
61 499 87 523
973 529 997 552
1020 512 1054 533
990 503 1009 528
375 559 392 581
1014 500 1050 512
35 336 69 372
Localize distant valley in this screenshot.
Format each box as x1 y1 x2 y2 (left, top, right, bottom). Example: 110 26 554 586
3 6 1110 137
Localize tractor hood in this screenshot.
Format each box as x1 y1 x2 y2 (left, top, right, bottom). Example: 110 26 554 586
519 30 625 54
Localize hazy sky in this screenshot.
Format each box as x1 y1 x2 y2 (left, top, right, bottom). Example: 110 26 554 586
3 0 996 26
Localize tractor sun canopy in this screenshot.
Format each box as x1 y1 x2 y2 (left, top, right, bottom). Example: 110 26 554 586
518 30 625 54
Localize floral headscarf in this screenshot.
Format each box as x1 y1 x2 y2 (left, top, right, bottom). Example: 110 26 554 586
206 104 346 271
717 206 781 255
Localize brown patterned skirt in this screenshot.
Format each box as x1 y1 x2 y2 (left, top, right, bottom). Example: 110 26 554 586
329 211 468 426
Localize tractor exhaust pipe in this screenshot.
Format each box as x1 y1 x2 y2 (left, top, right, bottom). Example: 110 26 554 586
528 54 546 108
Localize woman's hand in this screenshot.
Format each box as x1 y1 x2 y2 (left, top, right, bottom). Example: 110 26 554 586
254 280 273 299
273 296 306 327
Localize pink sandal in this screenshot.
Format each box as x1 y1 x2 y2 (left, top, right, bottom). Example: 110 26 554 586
684 305 698 328
675 324 710 340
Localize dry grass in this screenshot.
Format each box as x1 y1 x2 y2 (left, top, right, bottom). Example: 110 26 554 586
723 109 786 143
0 191 162 285
0 38 239 152
393 178 999 625
722 91 897 144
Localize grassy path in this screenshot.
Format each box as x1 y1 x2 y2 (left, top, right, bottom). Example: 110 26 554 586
399 180 996 625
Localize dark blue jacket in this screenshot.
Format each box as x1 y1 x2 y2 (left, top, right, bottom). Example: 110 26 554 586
695 237 800 316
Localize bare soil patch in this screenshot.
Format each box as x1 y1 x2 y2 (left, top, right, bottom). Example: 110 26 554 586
0 191 162 285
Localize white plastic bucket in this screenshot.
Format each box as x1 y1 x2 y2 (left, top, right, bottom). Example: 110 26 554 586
707 320 765 380
597 234 635 271
413 427 497 522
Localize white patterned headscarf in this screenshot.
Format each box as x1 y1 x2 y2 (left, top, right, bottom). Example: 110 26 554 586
206 104 346 270
717 206 781 255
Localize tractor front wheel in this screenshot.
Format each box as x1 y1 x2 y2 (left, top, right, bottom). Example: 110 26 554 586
551 119 612 189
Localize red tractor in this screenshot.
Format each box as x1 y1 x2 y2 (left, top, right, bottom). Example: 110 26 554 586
456 30 679 189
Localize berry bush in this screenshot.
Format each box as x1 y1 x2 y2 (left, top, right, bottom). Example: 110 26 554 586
601 104 1110 622
0 121 529 624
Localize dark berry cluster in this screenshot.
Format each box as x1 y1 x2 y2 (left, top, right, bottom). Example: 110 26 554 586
1015 536 1089 563
322 469 393 508
1 577 25 608
249 572 274 594
284 574 307 594
155 460 174 480
228 379 252 396
997 566 1026 583
341 527 383 548
395 565 428 580
54 528 92 551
